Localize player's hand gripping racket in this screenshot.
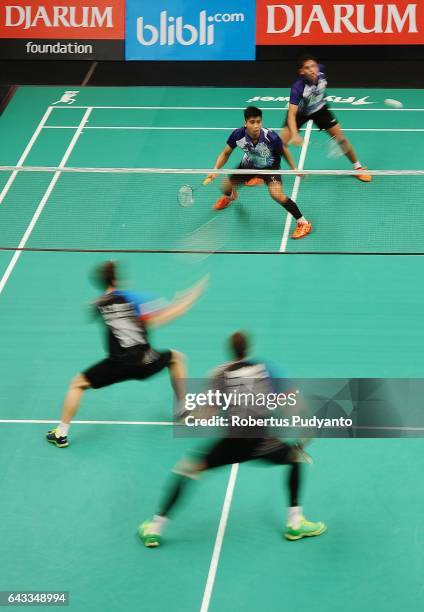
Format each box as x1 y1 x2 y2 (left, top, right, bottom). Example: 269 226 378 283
177 176 214 207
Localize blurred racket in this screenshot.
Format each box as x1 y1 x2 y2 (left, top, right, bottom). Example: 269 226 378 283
304 134 350 159
325 136 351 159
176 215 233 264
177 176 213 207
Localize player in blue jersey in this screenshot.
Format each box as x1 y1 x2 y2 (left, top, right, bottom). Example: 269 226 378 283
46 261 206 448
281 55 371 183
138 331 326 547
206 106 312 240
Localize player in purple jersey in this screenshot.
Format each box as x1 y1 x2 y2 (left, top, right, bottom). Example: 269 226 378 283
205 106 312 240
46 261 206 448
138 331 326 547
281 55 371 183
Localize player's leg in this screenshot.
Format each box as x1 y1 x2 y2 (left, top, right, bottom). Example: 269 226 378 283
259 439 326 540
326 122 356 162
326 123 371 182
46 373 92 447
168 350 185 399
311 106 371 183
139 438 251 547
213 173 242 211
128 348 186 417
46 358 122 447
267 177 312 239
139 456 207 547
167 349 188 418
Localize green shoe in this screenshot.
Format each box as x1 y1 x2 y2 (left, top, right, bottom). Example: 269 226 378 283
285 517 326 541
138 521 161 548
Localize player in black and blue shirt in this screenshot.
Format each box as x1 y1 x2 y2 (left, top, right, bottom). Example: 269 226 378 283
46 261 206 448
206 106 312 240
139 331 326 547
281 55 371 182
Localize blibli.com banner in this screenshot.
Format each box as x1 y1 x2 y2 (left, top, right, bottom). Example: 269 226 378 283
125 0 256 60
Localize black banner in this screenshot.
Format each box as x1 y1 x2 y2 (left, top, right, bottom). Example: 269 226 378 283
0 38 124 60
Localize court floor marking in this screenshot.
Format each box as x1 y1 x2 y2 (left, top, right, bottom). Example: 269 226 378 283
51 106 424 111
0 108 92 297
0 419 174 425
41 126 424 132
200 463 239 612
280 120 313 252
1 167 421 176
0 419 422 432
0 106 53 205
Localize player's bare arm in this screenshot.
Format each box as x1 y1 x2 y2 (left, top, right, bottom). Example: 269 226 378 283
206 144 233 182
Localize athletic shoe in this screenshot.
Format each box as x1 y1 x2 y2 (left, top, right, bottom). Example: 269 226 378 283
175 410 191 424
244 178 264 187
285 517 327 541
355 166 372 182
46 428 69 448
213 190 238 211
138 521 161 548
291 221 312 239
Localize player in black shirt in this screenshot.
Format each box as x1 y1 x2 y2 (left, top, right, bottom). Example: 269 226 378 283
138 331 326 546
46 261 206 448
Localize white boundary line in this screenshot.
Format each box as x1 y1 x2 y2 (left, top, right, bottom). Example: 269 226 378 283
0 108 92 297
200 463 239 612
0 419 422 431
41 126 424 132
0 106 53 205
280 121 313 252
0 419 173 425
50 105 424 111
1 166 422 176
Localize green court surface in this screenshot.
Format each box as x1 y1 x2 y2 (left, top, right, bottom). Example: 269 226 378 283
0 87 424 611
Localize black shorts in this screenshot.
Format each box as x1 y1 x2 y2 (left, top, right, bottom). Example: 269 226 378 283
285 104 338 131
204 436 293 469
229 163 282 185
83 349 172 389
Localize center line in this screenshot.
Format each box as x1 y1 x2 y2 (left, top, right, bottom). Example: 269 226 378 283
280 120 313 252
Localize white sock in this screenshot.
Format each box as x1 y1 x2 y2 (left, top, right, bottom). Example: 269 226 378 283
353 161 362 170
149 515 169 535
297 216 308 225
287 506 303 529
57 422 69 437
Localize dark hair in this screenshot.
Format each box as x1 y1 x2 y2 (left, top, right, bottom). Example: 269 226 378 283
97 260 117 288
244 106 262 121
229 331 249 359
297 54 318 70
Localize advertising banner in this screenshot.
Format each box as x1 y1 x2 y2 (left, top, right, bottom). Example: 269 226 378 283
256 0 424 45
125 0 256 60
0 0 125 59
